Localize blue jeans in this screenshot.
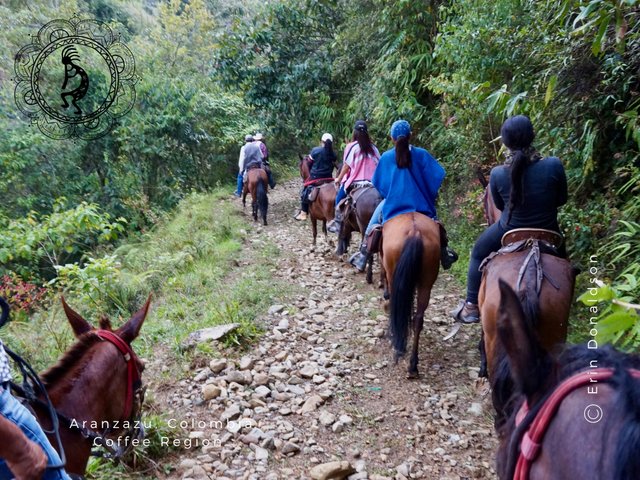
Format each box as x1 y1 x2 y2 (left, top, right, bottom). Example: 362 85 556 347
335 186 347 206
365 199 385 236
0 386 71 480
235 172 243 195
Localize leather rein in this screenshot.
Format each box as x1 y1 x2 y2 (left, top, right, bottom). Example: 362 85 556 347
511 367 640 479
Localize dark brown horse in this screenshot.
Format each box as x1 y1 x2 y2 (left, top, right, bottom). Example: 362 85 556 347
495 280 640 480
336 185 381 284
381 212 440 378
478 169 501 226
30 296 150 476
243 168 269 225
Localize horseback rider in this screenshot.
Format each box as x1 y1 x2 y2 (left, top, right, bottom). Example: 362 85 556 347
295 133 337 221
254 133 276 189
327 120 380 233
235 134 254 197
349 120 457 272
451 115 568 324
1 299 70 479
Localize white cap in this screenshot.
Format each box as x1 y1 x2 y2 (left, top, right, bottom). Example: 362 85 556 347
321 133 333 142
254 133 264 141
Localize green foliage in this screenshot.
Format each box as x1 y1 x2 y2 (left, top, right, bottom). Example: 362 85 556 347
0 200 125 281
578 276 640 350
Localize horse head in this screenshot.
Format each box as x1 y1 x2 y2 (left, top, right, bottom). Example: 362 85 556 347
38 295 151 474
495 280 640 480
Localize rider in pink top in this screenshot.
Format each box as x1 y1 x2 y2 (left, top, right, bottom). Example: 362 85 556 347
328 120 380 233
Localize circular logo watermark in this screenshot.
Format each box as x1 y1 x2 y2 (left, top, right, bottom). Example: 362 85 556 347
583 404 603 424
14 15 137 140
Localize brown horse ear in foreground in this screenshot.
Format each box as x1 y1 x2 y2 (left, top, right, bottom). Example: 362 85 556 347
496 280 551 401
495 280 640 480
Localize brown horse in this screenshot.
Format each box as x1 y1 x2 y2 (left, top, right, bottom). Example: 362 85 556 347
299 154 336 245
243 168 269 225
336 185 382 284
381 212 440 378
24 297 150 475
479 236 575 426
495 280 640 480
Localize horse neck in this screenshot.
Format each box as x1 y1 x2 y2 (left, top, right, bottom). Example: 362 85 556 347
41 341 129 473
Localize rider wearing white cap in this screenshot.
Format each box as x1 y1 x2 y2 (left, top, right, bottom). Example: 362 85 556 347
295 133 337 221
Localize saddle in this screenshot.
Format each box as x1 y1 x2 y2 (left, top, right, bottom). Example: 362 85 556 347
501 228 563 249
306 179 334 202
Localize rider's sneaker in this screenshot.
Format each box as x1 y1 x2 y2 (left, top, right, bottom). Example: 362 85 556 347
233 192 241 197
294 211 308 221
450 301 480 324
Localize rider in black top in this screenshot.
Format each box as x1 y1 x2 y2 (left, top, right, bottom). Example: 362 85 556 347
295 133 337 221
452 115 568 324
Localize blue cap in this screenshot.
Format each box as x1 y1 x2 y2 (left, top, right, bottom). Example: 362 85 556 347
390 120 411 140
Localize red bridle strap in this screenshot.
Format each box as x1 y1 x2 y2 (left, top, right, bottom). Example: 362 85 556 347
95 330 140 420
514 367 640 479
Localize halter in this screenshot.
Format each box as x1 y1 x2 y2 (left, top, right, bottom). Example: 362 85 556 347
512 367 640 479
95 329 141 420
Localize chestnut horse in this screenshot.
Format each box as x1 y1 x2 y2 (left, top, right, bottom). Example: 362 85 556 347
381 212 440 378
3 297 150 476
299 154 336 245
478 169 501 226
495 280 640 480
336 186 381 284
243 168 269 225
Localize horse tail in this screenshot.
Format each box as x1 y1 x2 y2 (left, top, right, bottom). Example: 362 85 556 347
613 366 640 480
390 236 423 356
257 177 268 221
0 297 9 327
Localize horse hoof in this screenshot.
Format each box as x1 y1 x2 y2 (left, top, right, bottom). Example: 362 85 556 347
383 300 390 314
407 371 419 380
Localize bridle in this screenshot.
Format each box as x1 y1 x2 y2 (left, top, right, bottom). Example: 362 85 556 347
7 328 146 462
510 367 640 479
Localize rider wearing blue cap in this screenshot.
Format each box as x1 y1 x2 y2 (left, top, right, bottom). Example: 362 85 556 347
349 120 457 271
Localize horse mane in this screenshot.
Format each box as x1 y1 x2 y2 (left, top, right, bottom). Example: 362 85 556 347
40 331 102 388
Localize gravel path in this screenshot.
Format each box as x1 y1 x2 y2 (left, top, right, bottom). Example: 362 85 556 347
157 180 497 480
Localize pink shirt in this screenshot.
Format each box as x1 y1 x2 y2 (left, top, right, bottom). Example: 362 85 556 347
342 141 380 189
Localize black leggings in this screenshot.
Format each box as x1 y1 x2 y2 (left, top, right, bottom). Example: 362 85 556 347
466 222 565 304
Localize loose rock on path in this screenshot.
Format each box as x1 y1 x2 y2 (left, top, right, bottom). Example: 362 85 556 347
155 180 497 480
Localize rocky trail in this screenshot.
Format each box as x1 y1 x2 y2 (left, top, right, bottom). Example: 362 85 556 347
153 180 497 480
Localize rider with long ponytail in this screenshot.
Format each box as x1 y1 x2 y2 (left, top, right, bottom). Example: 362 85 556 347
295 133 337 221
452 115 568 323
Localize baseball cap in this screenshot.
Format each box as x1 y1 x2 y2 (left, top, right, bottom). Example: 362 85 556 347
321 133 333 142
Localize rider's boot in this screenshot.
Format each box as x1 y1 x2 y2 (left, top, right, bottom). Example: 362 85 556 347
348 242 368 272
327 210 342 234
437 221 458 270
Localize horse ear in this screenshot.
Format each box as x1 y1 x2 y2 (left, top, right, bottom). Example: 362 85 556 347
298 153 303 160
61 296 92 337
117 294 151 343
497 280 549 400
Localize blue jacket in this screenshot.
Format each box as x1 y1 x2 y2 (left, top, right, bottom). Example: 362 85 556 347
372 146 445 223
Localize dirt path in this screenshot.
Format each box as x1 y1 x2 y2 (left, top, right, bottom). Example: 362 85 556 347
158 180 497 480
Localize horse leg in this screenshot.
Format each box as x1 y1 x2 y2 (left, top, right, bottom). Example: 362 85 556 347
408 288 431 378
478 330 488 378
252 200 258 221
366 254 373 284
311 217 318 246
